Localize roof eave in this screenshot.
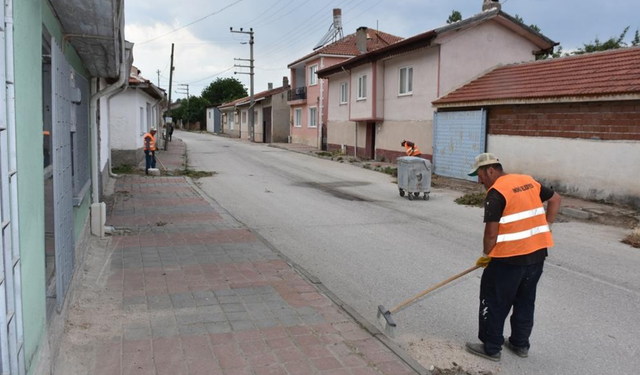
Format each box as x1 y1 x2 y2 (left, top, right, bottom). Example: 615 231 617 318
433 93 640 108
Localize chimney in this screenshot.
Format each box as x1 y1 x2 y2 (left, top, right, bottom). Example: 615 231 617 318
482 0 501 11
283 76 289 87
268 82 273 90
356 26 368 54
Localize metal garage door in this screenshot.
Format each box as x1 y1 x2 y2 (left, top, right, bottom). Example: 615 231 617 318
1 0 25 373
51 38 75 310
433 110 487 181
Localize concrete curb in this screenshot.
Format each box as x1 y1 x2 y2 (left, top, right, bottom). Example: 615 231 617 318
184 176 429 375
560 207 593 220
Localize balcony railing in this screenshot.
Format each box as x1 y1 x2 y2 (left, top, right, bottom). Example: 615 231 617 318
287 86 307 101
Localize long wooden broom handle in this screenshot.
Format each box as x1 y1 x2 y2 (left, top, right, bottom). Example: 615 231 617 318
389 265 481 314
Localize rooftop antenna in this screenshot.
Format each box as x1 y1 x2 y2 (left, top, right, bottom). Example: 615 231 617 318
313 8 344 50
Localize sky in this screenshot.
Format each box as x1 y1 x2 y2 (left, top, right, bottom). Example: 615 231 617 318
125 0 640 101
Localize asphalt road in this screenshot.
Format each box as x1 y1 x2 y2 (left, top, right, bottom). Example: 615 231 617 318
178 131 640 375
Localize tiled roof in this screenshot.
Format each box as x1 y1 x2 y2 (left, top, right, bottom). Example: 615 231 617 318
433 47 640 105
219 86 289 109
287 30 403 68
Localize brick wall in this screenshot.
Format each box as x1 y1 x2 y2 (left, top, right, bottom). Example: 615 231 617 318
488 100 640 141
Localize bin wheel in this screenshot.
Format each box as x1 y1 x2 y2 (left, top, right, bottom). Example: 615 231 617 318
399 189 405 197
423 193 429 201
413 192 420 198
408 193 414 201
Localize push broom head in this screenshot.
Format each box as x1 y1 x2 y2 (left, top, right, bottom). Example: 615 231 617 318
377 305 397 338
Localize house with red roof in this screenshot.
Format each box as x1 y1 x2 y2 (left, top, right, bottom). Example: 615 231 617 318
318 0 556 162
287 9 403 148
219 77 290 142
110 66 166 167
433 46 640 208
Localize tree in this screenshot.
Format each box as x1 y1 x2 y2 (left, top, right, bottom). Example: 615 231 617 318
513 14 541 33
447 10 462 24
201 77 247 106
172 95 210 125
632 29 640 46
574 26 630 54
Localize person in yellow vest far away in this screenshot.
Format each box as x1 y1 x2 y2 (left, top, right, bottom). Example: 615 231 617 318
401 140 421 157
465 153 561 362
143 127 157 175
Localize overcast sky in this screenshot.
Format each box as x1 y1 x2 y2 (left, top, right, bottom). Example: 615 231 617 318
125 0 640 100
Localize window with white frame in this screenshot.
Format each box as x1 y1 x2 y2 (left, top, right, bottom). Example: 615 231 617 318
309 65 318 86
340 82 348 104
229 113 235 130
308 107 317 128
242 110 247 123
399 66 413 95
357 75 367 100
294 108 302 127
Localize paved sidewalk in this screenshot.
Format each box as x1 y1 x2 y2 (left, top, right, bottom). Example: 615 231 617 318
56 175 419 375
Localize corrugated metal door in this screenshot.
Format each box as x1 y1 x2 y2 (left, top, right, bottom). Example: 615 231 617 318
1 0 25 373
51 39 75 309
433 110 486 181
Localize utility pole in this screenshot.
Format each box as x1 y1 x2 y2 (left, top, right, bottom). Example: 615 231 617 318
176 84 190 129
156 69 161 87
231 27 254 141
166 43 175 151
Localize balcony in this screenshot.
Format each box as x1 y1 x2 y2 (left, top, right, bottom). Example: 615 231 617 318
287 86 307 104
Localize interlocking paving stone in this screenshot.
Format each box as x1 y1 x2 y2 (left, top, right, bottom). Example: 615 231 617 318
75 174 421 375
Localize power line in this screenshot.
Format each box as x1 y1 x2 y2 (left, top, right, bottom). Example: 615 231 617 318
138 0 244 45
253 0 312 28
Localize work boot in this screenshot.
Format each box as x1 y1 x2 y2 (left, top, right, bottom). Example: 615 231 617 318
465 342 501 362
504 339 529 358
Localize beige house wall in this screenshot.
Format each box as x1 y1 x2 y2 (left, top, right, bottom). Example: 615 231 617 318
437 19 538 96
350 64 373 120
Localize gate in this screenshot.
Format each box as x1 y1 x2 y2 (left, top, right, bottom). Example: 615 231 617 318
0 0 26 372
433 110 487 181
51 39 75 309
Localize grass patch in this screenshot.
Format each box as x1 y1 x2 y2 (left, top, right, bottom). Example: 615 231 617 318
362 164 371 170
178 169 216 178
379 166 397 177
622 228 640 248
316 151 333 157
112 164 134 174
454 192 486 207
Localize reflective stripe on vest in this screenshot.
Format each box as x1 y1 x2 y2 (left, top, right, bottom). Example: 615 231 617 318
143 133 156 151
489 174 554 258
404 144 421 156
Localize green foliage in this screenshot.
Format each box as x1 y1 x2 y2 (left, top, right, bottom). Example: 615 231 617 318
447 10 462 24
574 26 630 54
201 77 248 106
454 192 486 207
171 95 211 124
112 164 134 174
632 29 640 46
177 168 216 178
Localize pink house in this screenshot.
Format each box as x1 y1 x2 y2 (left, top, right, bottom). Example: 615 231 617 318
317 1 556 162
287 9 402 148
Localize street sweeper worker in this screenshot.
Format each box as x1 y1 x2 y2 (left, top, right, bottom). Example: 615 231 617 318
465 153 561 362
143 128 157 175
401 140 421 157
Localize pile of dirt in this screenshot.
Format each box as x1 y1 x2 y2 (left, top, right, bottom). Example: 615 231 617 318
622 228 640 248
431 364 494 375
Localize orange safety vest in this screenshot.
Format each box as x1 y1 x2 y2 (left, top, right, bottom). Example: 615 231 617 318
488 174 554 258
143 133 156 151
404 143 421 156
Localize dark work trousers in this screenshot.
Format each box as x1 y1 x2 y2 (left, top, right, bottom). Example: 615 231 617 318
144 150 156 174
478 259 545 355
168 131 173 142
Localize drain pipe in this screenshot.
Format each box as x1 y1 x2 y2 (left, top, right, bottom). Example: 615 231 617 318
89 1 132 237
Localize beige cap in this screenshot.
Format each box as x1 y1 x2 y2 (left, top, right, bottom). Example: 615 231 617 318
150 127 157 132
468 153 501 176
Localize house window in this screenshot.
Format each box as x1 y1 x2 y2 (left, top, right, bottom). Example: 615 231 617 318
242 111 247 124
357 75 367 100
208 110 211 119
340 82 348 104
309 65 318 86
294 108 302 127
229 113 234 130
399 66 413 95
308 107 317 128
